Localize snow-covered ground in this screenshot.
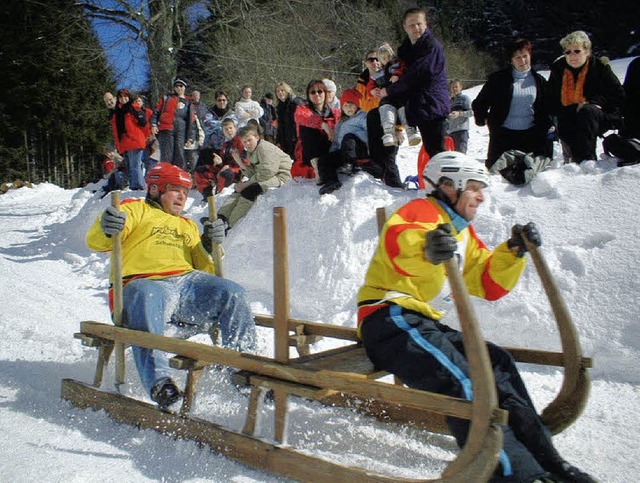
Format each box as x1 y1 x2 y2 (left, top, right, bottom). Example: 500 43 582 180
0 58 638 482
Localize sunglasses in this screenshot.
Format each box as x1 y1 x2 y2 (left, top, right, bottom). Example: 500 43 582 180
564 49 583 55
309 90 325 95
366 57 379 62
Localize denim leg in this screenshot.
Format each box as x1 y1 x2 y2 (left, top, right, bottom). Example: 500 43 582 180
122 278 174 394
173 271 256 353
125 149 145 189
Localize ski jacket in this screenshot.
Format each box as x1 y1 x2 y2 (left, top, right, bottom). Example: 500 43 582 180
110 102 148 154
330 109 368 152
151 94 197 142
234 99 264 128
447 93 473 134
546 55 624 118
294 103 341 165
385 29 450 125
355 68 380 113
242 139 292 191
86 199 215 284
472 67 550 133
357 196 525 326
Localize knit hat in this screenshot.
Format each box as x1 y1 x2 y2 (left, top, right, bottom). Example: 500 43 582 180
323 79 337 93
340 88 362 107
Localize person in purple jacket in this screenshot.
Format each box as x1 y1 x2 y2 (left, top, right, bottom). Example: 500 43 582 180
376 7 450 159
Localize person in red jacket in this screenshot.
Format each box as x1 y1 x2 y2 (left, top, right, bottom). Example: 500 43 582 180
110 89 148 190
292 79 341 181
151 78 197 170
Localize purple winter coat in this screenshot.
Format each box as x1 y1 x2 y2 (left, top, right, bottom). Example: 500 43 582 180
384 29 450 126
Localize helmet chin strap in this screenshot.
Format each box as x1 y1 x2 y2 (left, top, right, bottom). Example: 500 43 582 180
432 186 461 213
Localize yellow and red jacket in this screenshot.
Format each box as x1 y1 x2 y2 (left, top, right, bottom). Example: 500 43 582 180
86 198 215 286
357 197 525 328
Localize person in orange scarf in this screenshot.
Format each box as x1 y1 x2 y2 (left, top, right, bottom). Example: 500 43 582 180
546 31 624 163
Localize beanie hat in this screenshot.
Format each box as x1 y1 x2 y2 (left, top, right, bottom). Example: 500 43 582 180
340 88 362 107
323 79 337 93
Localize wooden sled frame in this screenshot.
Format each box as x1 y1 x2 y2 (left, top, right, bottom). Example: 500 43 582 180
62 204 592 481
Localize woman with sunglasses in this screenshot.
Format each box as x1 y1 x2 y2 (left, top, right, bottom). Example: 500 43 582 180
291 80 341 180
546 31 624 163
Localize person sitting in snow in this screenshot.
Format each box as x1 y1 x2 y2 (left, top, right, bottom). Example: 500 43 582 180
357 151 596 483
86 162 256 408
316 88 377 195
217 124 292 230
193 117 246 202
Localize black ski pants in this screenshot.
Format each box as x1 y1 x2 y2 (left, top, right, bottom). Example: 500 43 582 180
360 304 562 482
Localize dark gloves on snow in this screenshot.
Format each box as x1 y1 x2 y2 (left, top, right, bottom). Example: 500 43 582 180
507 222 541 258
100 205 126 237
424 224 457 265
201 218 226 253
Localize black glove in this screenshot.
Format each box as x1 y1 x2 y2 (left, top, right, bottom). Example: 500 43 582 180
201 218 226 252
100 205 126 237
424 223 457 265
507 222 541 257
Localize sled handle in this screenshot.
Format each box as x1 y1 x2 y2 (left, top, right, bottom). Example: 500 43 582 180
207 196 224 278
523 236 591 433
111 191 126 387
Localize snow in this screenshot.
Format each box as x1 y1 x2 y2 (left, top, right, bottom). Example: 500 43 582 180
1 58 638 482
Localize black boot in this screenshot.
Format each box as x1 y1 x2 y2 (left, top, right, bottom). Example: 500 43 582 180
150 377 182 408
545 460 597 482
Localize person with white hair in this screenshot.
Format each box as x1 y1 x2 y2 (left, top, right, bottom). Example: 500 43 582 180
323 79 340 110
546 30 624 163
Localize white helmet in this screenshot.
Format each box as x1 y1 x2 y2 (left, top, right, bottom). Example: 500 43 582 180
423 151 489 190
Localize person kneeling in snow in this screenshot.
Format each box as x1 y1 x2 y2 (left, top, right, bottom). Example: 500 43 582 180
86 162 256 408
358 151 596 483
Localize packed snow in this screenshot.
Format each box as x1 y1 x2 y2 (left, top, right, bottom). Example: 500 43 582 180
0 58 638 482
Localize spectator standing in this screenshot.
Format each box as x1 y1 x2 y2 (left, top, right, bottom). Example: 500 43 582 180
259 93 277 142
151 78 197 170
292 80 341 180
446 80 473 154
234 85 264 128
274 82 304 159
545 31 624 163
133 95 159 171
184 89 209 172
87 162 256 408
622 57 640 138
217 125 292 229
378 7 450 159
110 88 147 190
472 39 552 168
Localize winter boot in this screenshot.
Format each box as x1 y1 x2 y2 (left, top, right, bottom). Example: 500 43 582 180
319 181 342 195
405 125 422 146
382 127 397 147
150 377 182 408
545 460 598 482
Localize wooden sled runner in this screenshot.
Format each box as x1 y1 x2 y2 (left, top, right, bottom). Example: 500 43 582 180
62 201 592 481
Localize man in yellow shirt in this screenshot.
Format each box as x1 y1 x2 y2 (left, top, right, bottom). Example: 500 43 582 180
358 152 594 482
87 163 256 408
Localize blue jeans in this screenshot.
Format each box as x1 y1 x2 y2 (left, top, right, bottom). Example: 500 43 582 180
125 149 146 190
122 271 257 395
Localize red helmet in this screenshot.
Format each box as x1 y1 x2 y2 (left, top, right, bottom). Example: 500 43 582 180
145 163 192 192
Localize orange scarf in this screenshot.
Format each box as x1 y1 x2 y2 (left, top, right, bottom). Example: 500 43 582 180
561 58 589 106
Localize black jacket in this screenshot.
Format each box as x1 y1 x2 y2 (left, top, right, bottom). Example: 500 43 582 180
472 67 550 133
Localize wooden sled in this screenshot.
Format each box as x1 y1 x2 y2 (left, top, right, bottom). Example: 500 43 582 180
62 202 591 481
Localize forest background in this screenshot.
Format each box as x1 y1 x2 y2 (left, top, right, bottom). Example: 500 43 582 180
1 0 638 189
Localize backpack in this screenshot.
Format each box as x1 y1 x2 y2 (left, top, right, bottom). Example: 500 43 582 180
603 133 640 166
491 150 551 186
